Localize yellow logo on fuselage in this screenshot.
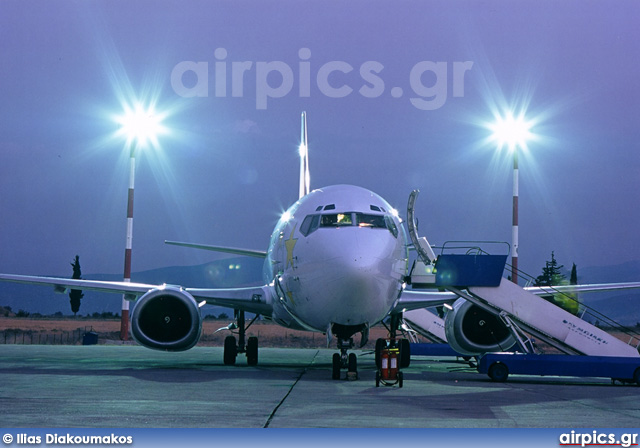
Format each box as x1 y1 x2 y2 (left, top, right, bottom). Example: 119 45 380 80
285 224 298 269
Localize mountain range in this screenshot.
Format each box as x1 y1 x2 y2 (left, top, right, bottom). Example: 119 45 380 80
0 256 264 318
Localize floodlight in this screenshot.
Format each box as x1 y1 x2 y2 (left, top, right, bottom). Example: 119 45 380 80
487 110 535 285
490 113 532 152
116 102 166 148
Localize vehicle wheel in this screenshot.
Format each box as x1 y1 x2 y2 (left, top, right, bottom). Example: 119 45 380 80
332 353 341 380
488 362 509 382
223 335 237 365
634 367 640 386
375 370 381 387
246 336 258 366
375 338 386 369
399 338 411 368
398 371 404 388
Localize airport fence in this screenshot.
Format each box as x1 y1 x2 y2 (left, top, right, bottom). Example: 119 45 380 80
0 328 110 345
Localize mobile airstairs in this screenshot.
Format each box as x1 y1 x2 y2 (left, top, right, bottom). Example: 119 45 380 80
404 190 640 358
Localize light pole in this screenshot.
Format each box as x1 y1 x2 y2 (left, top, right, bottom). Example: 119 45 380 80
116 103 164 340
490 113 531 285
512 146 519 284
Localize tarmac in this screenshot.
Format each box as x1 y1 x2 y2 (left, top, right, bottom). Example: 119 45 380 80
1 344 639 428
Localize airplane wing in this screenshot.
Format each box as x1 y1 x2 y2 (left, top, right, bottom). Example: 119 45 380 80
394 290 459 312
525 282 640 295
0 273 154 299
164 241 267 258
0 273 274 316
186 285 273 315
393 281 640 314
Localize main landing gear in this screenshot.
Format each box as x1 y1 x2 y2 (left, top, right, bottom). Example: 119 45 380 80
222 309 260 366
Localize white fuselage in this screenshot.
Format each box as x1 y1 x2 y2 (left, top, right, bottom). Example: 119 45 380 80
264 185 408 337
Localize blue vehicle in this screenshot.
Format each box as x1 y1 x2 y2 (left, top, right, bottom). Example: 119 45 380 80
478 352 640 385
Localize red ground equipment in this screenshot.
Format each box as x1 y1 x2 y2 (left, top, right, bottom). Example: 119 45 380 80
375 338 406 387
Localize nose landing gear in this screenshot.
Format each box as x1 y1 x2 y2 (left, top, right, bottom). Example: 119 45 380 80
330 323 369 380
332 338 359 380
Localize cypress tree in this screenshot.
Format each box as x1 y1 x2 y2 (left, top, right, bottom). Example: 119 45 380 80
570 263 578 285
69 255 84 316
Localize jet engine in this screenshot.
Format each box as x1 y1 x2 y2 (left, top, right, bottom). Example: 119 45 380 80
444 298 516 356
130 286 202 351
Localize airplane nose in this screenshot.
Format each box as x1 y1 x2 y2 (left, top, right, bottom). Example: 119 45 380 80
280 227 405 331
311 230 403 325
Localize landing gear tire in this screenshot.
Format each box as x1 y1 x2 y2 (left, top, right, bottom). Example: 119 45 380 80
375 338 386 369
332 353 341 380
375 370 381 387
223 335 237 366
488 362 509 382
348 352 358 380
399 338 411 368
246 336 258 366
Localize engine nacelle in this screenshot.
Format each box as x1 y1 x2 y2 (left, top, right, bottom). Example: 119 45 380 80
444 298 516 356
131 286 202 351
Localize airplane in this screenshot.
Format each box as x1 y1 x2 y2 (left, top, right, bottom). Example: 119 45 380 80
2 111 640 379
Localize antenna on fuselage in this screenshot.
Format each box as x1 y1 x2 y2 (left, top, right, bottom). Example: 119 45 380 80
298 111 310 199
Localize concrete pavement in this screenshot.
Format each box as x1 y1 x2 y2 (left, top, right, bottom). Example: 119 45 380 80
1 345 639 428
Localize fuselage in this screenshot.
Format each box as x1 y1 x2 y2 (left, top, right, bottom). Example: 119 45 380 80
264 185 409 338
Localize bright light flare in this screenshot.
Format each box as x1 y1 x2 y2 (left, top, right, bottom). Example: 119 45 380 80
115 102 168 149
281 211 292 222
298 143 307 158
489 112 533 152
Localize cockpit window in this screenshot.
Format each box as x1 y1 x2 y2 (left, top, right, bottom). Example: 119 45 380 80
384 215 399 238
300 212 399 238
300 214 320 236
321 213 352 227
356 213 386 228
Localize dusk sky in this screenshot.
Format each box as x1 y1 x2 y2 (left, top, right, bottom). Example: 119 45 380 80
1 1 639 284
